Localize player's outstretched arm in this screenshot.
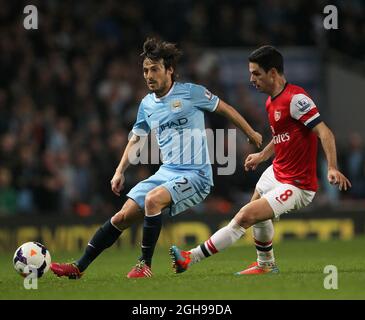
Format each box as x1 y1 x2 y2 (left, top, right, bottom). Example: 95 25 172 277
111 134 147 196
312 122 352 191
244 139 275 171
215 99 262 148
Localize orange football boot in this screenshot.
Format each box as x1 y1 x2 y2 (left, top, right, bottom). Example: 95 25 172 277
235 261 279 275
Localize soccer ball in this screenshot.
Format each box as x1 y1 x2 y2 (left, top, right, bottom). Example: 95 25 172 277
13 242 51 278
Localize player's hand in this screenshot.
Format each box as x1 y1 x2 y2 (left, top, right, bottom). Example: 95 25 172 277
247 131 263 148
328 168 352 191
111 171 125 196
244 152 263 171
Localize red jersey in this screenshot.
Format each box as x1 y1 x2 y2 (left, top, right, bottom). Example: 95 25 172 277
266 83 322 191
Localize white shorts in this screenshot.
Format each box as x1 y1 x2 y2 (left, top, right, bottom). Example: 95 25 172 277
256 165 315 218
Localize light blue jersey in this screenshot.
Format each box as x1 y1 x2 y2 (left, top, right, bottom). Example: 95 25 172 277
128 82 219 216
132 82 219 186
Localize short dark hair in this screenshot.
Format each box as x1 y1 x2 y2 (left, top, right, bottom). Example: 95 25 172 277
141 38 182 80
248 45 284 74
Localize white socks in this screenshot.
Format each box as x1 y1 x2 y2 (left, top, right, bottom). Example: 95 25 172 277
253 220 275 265
190 219 246 264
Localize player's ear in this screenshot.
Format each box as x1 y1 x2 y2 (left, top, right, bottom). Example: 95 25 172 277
268 68 278 81
166 66 174 75
166 66 174 81
268 68 276 77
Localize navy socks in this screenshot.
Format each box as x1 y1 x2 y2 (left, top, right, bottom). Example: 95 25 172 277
76 220 122 272
140 214 162 267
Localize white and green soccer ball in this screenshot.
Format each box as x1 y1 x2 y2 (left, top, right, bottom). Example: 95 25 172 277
13 242 51 278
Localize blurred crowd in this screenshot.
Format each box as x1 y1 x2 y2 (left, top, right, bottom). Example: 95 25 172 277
0 0 364 216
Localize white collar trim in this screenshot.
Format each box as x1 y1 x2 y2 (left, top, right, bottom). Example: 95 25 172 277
153 82 176 102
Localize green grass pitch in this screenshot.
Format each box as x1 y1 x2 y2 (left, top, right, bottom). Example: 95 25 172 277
1 237 364 300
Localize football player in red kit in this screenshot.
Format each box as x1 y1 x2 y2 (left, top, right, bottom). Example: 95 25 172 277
170 45 351 275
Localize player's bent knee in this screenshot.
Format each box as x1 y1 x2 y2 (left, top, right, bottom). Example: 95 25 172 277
145 191 163 213
111 212 129 230
235 209 257 229
111 208 143 230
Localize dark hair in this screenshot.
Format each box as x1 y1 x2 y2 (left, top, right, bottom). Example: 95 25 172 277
141 38 182 80
248 45 284 74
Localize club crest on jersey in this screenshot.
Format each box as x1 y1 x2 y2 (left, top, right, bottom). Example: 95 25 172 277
296 98 311 112
171 100 182 113
274 110 281 121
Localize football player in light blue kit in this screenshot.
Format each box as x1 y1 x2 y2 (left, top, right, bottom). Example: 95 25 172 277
129 82 217 217
50 38 262 279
